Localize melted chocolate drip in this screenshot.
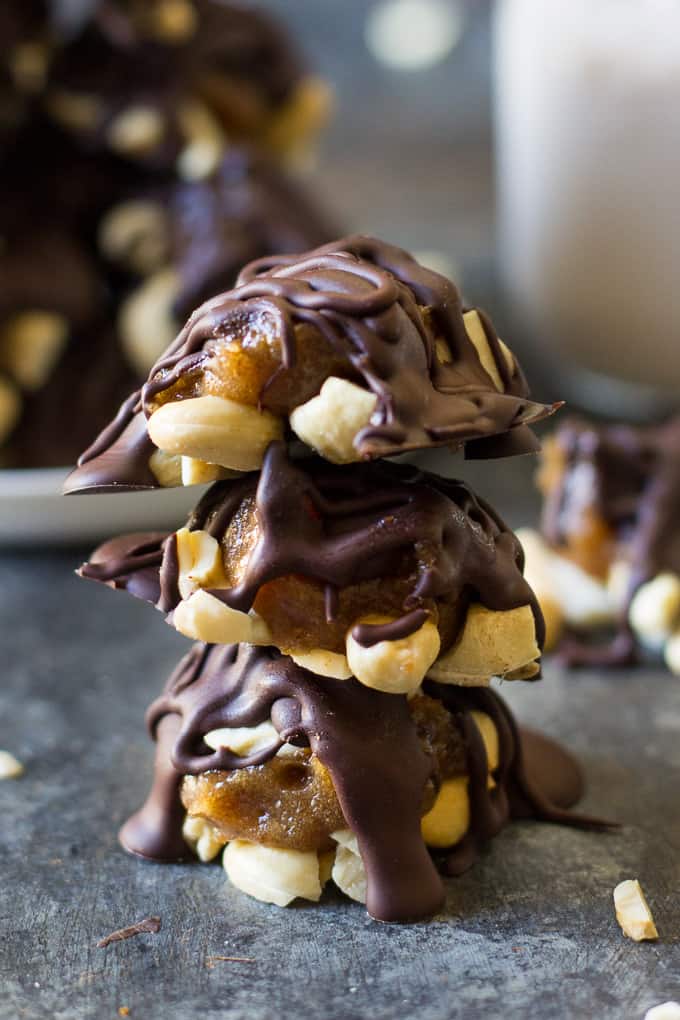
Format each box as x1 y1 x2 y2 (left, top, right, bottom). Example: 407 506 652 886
542 417 680 667
79 443 545 651
425 681 608 878
122 643 608 922
65 235 557 492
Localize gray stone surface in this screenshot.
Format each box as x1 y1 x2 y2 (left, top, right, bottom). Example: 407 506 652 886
3 456 680 1020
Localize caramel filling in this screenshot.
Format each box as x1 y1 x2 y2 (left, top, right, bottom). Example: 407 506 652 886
148 320 351 417
180 693 472 852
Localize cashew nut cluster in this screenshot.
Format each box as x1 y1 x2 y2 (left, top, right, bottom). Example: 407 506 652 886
111 641 584 919
69 228 584 924
65 235 556 492
519 416 680 671
78 444 544 696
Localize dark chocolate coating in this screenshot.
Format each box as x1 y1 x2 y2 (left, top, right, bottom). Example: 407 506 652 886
78 442 546 650
542 417 680 667
66 234 557 492
120 642 605 923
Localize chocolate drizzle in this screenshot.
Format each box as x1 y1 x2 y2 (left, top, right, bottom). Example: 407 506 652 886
542 417 680 666
65 235 557 493
121 643 607 922
79 442 544 651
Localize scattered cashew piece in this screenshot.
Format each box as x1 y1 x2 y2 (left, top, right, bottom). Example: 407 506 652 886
107 106 165 156
177 101 224 181
98 199 168 275
0 750 24 779
614 879 658 942
203 721 282 757
645 1004 680 1020
182 815 225 862
331 830 367 904
463 310 513 392
149 449 183 487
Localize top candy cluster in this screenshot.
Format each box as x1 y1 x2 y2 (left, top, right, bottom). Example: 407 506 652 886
65 234 557 494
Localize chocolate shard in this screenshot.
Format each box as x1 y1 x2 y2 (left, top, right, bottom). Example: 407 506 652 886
97 915 161 948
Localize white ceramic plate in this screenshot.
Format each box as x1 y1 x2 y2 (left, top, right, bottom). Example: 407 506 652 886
0 468 205 547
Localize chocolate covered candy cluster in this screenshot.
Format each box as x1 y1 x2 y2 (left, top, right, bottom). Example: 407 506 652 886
0 0 331 467
68 237 600 922
518 416 680 673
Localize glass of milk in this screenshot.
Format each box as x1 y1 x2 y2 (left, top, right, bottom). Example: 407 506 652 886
494 0 680 414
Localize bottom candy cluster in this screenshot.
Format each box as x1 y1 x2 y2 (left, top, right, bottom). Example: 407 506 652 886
120 642 601 923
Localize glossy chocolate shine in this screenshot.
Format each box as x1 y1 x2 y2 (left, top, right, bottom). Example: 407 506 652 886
120 642 601 923
66 235 555 493
79 443 545 649
542 417 680 666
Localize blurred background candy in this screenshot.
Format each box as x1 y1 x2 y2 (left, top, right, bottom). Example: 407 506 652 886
0 0 333 469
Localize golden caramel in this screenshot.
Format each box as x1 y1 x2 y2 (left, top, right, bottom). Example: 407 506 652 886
181 749 344 852
221 496 259 587
149 321 352 417
181 694 472 853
